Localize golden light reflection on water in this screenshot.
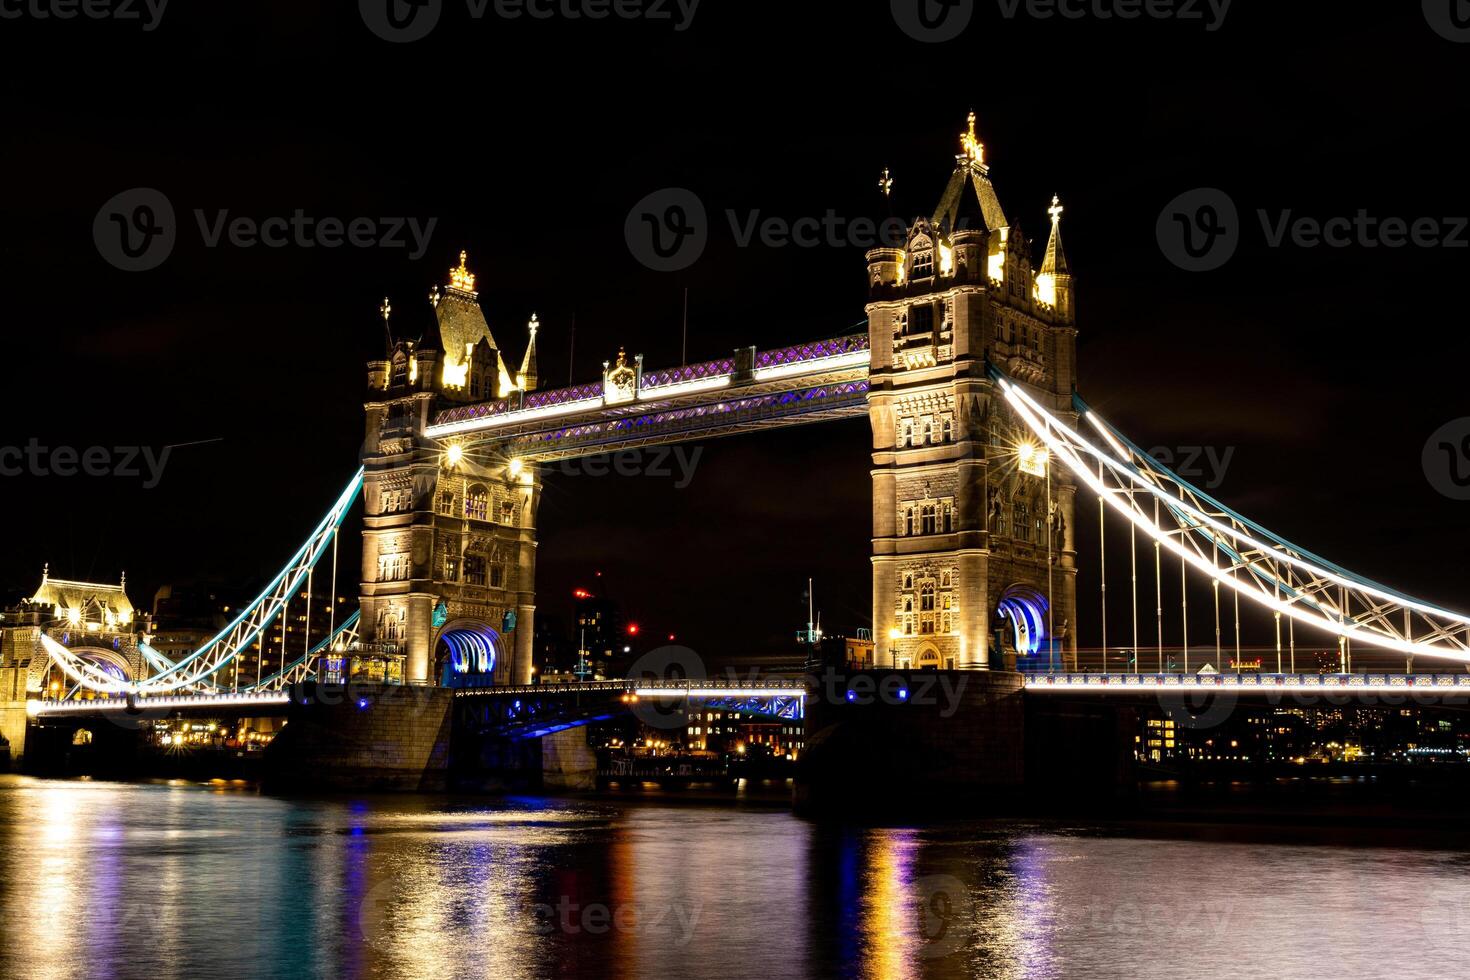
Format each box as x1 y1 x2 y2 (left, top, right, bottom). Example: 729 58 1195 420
5 777 1470 980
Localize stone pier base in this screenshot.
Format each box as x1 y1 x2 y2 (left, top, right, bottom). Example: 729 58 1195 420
795 669 1025 816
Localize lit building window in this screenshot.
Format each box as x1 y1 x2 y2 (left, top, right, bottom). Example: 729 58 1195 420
466 486 489 521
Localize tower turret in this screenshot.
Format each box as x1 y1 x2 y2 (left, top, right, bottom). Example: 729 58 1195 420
518 314 540 392
1035 195 1074 323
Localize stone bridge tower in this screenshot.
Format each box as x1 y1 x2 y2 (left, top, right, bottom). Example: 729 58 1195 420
867 115 1079 671
361 254 540 687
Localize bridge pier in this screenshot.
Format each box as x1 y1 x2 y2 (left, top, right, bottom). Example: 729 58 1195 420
795 669 1026 815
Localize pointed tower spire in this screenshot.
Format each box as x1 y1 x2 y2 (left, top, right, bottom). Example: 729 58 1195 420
1040 195 1069 276
519 313 540 391
1035 195 1074 321
380 296 394 356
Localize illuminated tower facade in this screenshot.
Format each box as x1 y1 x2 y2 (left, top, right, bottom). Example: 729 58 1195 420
867 115 1079 671
361 254 540 686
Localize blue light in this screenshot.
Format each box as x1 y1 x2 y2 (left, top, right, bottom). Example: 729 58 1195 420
897 688 909 701
356 698 369 710
845 690 857 703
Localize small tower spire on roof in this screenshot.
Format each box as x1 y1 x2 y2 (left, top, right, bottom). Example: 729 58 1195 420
878 168 894 198
960 110 986 170
380 296 394 355
449 250 477 292
519 313 540 391
1041 194 1069 276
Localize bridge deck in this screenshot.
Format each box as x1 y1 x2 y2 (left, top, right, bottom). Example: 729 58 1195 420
1024 673 1470 694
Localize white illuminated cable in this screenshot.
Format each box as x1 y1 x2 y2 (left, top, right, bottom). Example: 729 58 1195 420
999 383 1470 662
1006 381 1470 634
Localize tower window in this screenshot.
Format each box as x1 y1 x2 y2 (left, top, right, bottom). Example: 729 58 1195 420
911 250 934 279
910 303 935 336
1014 500 1031 542
466 486 489 521
920 503 938 535
464 555 487 586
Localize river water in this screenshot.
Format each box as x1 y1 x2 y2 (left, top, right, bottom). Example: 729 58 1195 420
1 775 1467 979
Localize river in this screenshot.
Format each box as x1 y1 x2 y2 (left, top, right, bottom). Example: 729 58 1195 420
1 775 1466 979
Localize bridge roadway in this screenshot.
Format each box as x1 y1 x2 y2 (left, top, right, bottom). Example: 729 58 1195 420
1025 673 1470 696
26 679 808 722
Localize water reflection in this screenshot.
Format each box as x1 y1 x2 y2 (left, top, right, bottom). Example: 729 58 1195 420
2 776 1469 980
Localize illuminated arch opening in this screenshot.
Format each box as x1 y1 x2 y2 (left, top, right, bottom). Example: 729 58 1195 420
996 586 1049 664
434 621 500 687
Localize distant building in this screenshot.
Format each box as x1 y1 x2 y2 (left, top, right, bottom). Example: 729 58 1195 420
0 566 147 694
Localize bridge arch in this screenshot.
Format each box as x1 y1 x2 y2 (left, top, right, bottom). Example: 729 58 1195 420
995 585 1050 667
433 619 502 687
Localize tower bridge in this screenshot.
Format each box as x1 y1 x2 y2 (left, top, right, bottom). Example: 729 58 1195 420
15 114 1470 801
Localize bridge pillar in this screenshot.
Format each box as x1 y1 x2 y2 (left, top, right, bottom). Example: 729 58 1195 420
361 255 541 688
865 124 1079 672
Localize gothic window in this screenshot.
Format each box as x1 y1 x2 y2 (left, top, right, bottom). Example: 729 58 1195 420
466 485 489 521
443 556 459 582
1014 499 1031 542
438 490 455 515
941 571 952 588
500 500 517 526
910 303 935 336
911 250 934 279
464 555 487 586
490 561 505 589
941 613 952 634
380 611 402 641
941 415 953 443
920 503 938 535
378 553 409 582
903 573 914 590
904 507 915 537
903 616 914 636
903 596 914 613
920 583 936 612
942 502 953 533
900 420 913 448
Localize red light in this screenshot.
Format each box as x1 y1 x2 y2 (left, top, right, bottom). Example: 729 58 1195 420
668 633 676 642
573 589 592 599
626 623 640 636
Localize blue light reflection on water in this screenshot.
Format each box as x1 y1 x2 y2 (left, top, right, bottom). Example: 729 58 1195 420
3 776 1470 980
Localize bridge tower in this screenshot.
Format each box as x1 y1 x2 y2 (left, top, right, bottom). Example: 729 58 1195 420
867 115 1079 671
361 253 540 686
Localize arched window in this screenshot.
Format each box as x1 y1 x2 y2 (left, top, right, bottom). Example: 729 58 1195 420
466 485 489 521
464 555 487 586
1014 499 1031 542
904 507 915 537
920 583 936 612
941 415 953 443
920 503 938 535
911 250 934 279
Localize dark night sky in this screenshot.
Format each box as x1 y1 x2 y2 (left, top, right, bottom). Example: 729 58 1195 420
2 2 1467 660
